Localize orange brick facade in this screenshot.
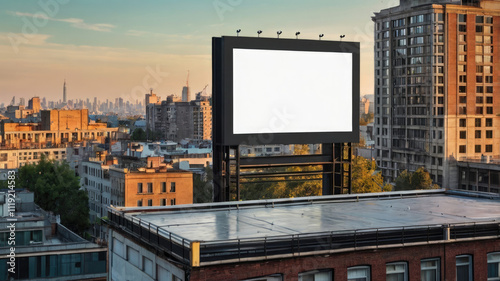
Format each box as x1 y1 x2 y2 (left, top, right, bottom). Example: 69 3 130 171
122 171 193 207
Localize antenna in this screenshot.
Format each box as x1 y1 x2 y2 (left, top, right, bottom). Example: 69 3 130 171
295 31 300 39
277 30 282 38
257 30 262 37
186 70 190 88
319 34 324 40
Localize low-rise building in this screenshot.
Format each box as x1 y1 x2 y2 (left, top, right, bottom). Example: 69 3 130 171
109 158 193 208
107 189 500 281
80 156 193 224
0 190 107 280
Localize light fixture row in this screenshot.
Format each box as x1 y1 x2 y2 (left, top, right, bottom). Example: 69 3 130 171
236 29 345 40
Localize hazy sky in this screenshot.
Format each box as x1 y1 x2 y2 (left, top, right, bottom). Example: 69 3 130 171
0 0 397 106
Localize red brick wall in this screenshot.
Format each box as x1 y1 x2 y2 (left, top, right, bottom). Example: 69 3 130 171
190 239 500 281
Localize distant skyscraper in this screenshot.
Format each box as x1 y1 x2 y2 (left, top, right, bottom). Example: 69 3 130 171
182 70 191 102
63 79 67 104
19 98 25 107
373 0 500 188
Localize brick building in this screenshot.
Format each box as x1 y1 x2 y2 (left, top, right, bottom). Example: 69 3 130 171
373 0 500 189
107 190 500 281
0 109 118 149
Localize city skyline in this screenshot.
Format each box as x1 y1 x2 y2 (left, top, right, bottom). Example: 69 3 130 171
0 0 394 105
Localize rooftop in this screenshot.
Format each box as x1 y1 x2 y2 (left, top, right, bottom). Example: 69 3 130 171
108 189 500 267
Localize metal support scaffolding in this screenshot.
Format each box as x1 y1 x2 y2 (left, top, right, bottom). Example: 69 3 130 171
213 143 352 202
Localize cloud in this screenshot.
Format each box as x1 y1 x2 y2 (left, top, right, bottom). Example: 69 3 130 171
125 29 193 40
8 11 116 32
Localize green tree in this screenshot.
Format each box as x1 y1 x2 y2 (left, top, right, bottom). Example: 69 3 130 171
17 155 90 235
193 166 213 203
351 156 392 193
130 128 147 141
394 167 439 191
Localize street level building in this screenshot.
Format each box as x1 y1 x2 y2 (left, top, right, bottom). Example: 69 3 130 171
107 189 500 281
373 0 500 189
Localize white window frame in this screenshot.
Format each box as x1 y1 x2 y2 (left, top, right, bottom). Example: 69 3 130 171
456 255 473 281
488 252 500 281
298 269 333 281
348 265 370 281
421 258 440 281
386 262 408 281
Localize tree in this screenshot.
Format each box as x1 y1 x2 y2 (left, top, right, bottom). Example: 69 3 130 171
193 166 213 203
394 167 439 191
130 128 147 141
17 155 90 235
351 156 392 193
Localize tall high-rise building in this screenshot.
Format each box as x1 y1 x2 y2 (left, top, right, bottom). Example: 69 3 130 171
373 0 500 188
182 86 190 102
63 79 67 103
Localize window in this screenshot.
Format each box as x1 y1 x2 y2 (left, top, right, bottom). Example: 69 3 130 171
147 183 153 193
475 130 482 138
298 270 332 281
148 199 152 206
486 118 493 127
161 199 166 206
348 266 370 281
476 118 482 127
459 119 466 127
127 246 140 267
170 199 176 206
488 252 500 280
456 255 473 281
460 131 466 139
170 182 176 192
421 258 440 281
459 145 466 153
386 262 407 281
137 200 142 207
487 107 493 114
475 145 481 153
137 183 143 193
459 96 467 103
143 257 153 277
487 131 493 138
161 182 166 193
486 145 493 153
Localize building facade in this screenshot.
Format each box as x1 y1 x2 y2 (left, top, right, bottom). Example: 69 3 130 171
106 190 500 281
0 191 107 280
373 0 500 188
146 95 212 142
80 156 193 221
0 109 118 149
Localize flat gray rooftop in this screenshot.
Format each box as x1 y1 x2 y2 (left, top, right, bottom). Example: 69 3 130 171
114 190 500 242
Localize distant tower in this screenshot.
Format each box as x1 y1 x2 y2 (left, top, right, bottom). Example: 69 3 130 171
182 70 190 102
63 79 67 103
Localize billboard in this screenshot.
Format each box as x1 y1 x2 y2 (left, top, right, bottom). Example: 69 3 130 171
213 36 359 145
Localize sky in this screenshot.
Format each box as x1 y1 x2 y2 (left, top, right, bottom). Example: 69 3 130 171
0 0 398 106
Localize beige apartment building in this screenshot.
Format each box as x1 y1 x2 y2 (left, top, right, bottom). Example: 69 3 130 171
373 0 500 191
